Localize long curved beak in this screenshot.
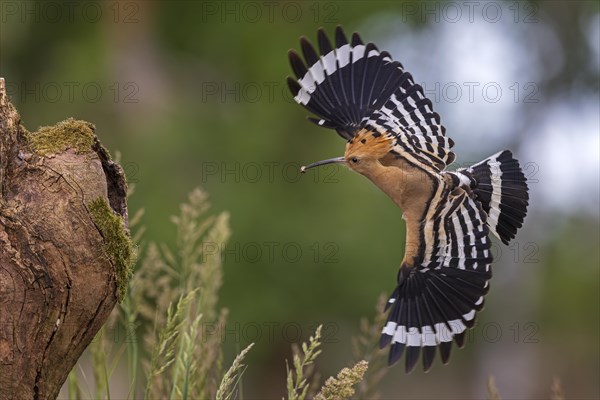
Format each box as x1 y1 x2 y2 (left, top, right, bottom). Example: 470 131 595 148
300 156 346 173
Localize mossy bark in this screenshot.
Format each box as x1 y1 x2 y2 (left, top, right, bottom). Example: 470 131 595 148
0 78 131 399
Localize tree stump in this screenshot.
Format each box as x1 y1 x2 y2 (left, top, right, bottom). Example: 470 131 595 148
0 78 134 399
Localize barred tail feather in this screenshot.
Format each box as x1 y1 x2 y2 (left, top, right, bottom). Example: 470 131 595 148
464 150 529 245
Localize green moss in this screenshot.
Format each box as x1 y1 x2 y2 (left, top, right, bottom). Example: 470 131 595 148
88 197 136 302
28 118 96 156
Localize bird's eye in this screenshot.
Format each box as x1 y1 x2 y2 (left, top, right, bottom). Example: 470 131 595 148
351 157 359 163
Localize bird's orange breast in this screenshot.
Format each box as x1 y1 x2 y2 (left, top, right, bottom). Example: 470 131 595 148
362 155 438 266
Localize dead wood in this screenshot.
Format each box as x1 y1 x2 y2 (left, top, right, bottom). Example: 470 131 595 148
0 77 134 399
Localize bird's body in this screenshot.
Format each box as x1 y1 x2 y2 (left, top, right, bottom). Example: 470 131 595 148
287 27 529 373
344 131 435 265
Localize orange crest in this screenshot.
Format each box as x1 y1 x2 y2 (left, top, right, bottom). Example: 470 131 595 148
345 128 395 160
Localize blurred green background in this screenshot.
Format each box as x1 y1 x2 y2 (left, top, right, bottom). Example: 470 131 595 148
1 1 599 398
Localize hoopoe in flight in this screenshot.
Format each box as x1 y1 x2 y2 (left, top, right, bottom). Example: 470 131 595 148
287 27 530 373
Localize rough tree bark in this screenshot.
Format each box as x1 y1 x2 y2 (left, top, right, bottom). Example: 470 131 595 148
0 78 134 399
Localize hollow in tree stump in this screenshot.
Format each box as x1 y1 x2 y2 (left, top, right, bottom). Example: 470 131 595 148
0 77 135 399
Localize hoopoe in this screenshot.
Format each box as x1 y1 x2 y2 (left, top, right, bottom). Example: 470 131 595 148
287 27 530 373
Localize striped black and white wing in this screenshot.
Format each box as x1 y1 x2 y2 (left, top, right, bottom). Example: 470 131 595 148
287 26 455 171
379 185 492 373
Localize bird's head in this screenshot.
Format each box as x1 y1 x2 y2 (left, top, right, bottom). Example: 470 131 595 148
301 128 394 176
